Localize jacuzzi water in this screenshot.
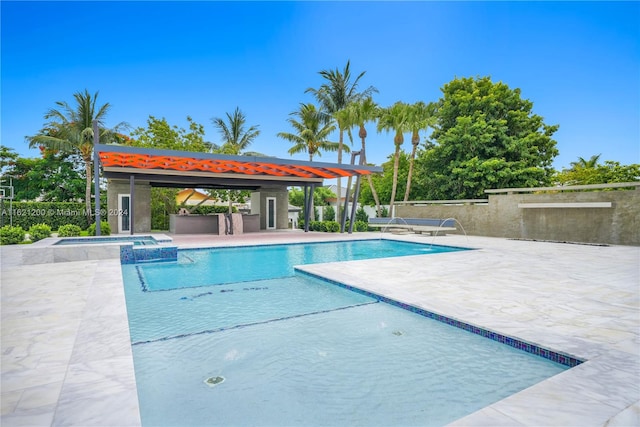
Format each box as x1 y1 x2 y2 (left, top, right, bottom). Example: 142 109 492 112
121 240 569 426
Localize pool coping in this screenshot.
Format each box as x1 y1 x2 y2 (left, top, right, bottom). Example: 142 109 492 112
21 234 174 264
1 232 638 426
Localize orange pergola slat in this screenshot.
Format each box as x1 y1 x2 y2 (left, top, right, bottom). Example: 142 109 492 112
99 152 374 179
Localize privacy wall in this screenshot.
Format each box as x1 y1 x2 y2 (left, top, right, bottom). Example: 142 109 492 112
395 183 639 246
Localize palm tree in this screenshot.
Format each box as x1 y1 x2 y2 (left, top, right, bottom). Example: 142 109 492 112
305 60 377 217
404 101 437 201
211 107 261 212
211 107 261 155
570 154 601 170
333 107 354 219
26 90 123 225
278 103 342 221
377 102 410 216
278 103 341 162
346 97 383 217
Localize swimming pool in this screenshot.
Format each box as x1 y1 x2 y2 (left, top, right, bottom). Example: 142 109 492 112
135 239 467 290
121 239 573 426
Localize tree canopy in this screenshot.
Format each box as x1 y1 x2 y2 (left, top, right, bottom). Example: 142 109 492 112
211 107 261 155
1 146 84 202
10 73 639 229
306 61 377 218
129 115 209 152
554 156 639 186
128 116 211 228
25 90 124 223
414 76 559 200
278 103 341 161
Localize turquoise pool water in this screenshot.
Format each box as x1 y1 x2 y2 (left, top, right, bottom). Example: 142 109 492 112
122 239 569 426
136 239 467 290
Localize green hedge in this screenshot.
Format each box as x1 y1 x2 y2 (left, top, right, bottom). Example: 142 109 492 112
305 220 369 233
0 202 91 230
0 225 26 245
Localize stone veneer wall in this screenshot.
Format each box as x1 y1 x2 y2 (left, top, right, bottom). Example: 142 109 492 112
396 187 639 246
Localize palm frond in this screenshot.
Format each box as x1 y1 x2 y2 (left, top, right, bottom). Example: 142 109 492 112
211 107 260 154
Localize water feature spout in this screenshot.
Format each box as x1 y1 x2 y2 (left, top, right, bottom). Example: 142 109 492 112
429 217 469 247
378 217 410 237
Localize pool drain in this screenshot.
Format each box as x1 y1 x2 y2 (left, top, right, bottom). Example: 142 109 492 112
204 376 225 387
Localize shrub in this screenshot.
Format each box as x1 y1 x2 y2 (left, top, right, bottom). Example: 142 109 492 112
57 224 83 237
0 225 26 245
87 221 111 236
307 220 341 232
354 220 369 232
28 223 52 242
323 205 335 221
355 207 369 223
309 221 324 232
324 221 340 232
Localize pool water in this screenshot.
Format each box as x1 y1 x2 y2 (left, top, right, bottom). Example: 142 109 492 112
121 239 569 426
136 239 467 290
124 275 377 344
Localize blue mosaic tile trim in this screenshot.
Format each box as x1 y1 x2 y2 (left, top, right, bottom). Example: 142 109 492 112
181 287 269 300
120 246 135 264
131 301 379 346
121 246 178 264
135 266 149 292
296 269 584 368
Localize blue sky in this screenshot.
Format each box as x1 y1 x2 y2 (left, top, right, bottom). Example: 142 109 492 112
2 1 639 171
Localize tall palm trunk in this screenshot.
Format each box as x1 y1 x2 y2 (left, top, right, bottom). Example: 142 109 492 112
336 130 343 221
404 131 419 202
360 126 382 217
83 155 92 226
389 133 403 217
309 152 315 221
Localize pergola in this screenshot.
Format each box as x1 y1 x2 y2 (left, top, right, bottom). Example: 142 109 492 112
93 144 382 234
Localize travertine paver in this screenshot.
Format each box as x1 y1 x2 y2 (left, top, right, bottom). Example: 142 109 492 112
1 232 639 426
1 251 139 426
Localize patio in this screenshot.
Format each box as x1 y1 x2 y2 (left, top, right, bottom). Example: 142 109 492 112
1 231 638 426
